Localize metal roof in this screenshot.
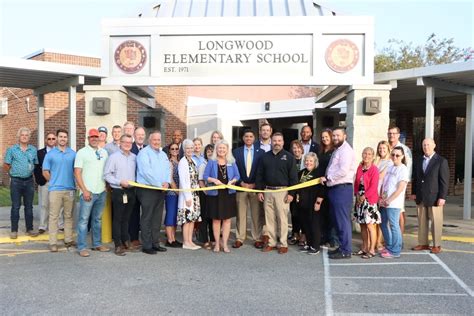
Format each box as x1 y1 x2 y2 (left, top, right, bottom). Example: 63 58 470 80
374 61 474 102
0 57 104 92
140 0 337 18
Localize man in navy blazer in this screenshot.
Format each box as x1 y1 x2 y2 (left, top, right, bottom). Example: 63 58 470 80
232 130 266 249
411 138 449 254
300 125 320 155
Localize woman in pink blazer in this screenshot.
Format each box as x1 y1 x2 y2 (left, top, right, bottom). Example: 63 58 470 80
353 147 380 259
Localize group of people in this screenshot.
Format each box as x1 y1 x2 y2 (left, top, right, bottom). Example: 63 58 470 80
4 121 449 259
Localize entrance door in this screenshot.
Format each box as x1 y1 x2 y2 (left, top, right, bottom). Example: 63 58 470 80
282 128 298 151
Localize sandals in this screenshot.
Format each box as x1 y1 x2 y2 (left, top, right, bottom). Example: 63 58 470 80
203 242 212 250
288 237 298 245
353 250 366 256
361 252 375 259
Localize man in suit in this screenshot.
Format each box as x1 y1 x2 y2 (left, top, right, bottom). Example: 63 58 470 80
129 126 147 247
300 125 320 155
232 130 266 249
411 138 449 254
34 132 63 234
163 129 184 158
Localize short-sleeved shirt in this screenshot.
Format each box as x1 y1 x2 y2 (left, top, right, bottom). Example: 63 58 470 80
4 144 38 178
74 145 108 194
381 164 409 208
43 147 76 191
104 141 120 156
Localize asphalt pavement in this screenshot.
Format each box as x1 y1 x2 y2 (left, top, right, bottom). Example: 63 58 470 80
0 195 473 315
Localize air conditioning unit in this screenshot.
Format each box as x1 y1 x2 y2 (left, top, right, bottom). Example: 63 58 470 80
0 98 8 115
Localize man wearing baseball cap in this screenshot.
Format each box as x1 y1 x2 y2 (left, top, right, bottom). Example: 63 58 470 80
98 126 108 149
74 128 109 257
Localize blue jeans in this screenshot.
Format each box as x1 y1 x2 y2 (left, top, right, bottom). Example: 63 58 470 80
380 207 402 256
77 192 106 251
10 177 35 232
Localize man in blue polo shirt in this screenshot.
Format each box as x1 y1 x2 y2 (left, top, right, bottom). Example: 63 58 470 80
42 129 76 252
3 127 39 239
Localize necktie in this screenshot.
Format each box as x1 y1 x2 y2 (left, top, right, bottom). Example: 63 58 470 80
423 157 429 172
246 149 252 177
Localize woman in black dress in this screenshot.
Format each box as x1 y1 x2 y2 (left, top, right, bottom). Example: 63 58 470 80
297 152 326 255
203 140 240 253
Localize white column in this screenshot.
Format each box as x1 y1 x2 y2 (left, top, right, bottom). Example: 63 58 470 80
464 94 473 220
425 86 435 138
69 86 76 151
37 94 45 149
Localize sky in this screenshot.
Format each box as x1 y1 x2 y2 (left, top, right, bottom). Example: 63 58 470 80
0 0 472 58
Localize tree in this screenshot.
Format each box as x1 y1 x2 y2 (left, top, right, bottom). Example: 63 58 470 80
375 34 472 73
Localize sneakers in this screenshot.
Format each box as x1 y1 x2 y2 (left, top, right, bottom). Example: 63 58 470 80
299 245 310 253
380 251 400 259
26 230 39 237
329 250 351 259
10 231 18 239
307 247 320 255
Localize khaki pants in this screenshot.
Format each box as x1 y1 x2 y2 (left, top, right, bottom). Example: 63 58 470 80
39 183 64 231
417 204 444 247
264 191 290 247
49 191 75 245
236 191 264 242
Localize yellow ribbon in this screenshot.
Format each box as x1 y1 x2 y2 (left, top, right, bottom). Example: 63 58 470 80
128 178 321 193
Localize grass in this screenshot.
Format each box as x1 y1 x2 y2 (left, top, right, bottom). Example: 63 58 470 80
0 186 39 207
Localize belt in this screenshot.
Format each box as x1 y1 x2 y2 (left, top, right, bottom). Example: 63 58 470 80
328 183 352 188
11 176 33 180
265 186 287 190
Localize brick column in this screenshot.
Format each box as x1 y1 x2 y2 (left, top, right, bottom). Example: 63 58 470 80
155 87 188 144
439 110 456 195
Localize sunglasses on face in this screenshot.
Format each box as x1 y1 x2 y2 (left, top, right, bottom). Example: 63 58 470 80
95 150 102 160
47 138 56 141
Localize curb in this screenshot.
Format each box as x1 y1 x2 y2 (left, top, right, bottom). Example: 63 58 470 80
405 233 474 244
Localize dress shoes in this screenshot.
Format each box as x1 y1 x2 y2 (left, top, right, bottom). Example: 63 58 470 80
38 229 46 235
232 240 243 248
114 246 126 256
329 250 351 259
254 241 264 249
91 245 110 252
142 248 157 255
64 241 76 248
26 230 39 237
430 246 442 254
261 235 270 244
131 240 141 247
328 248 340 255
49 244 58 252
78 250 90 257
412 244 431 251
278 247 288 254
123 241 139 252
165 241 182 248
152 245 167 252
10 232 18 239
262 245 274 252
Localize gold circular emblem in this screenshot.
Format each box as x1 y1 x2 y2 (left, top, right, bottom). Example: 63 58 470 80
325 39 359 73
114 40 147 74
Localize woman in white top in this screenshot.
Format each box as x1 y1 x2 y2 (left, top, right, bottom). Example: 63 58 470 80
374 140 392 251
178 139 202 250
379 146 409 258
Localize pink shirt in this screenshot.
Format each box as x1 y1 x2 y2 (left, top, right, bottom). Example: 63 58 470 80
354 164 379 204
326 141 356 187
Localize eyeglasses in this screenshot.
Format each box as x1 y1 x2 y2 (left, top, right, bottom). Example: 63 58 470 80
47 138 56 141
95 150 102 160
391 153 402 158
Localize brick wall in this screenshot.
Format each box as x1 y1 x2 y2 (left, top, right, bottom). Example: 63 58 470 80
0 51 100 185
155 87 188 144
127 97 149 127
439 110 456 194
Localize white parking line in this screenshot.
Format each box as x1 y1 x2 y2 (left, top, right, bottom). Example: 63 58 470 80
429 253 474 297
322 248 334 316
329 262 438 266
332 292 468 296
330 276 452 280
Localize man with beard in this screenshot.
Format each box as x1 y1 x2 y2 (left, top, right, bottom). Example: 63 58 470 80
256 133 298 254
320 128 356 259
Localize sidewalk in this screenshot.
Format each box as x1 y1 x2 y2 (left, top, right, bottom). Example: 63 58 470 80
0 195 472 244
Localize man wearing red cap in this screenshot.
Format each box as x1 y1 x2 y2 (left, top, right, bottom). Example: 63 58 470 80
74 128 109 257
